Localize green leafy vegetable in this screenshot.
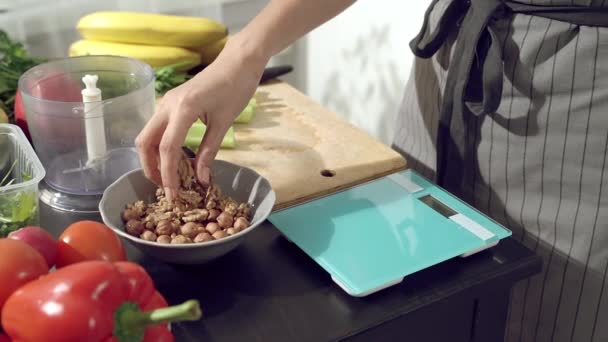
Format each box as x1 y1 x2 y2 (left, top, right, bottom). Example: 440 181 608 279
0 158 37 237
154 62 192 96
0 30 46 123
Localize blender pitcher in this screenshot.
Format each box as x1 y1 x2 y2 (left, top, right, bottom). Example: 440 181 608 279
18 55 155 212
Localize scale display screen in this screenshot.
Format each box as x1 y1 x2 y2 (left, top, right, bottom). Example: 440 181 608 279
418 194 457 218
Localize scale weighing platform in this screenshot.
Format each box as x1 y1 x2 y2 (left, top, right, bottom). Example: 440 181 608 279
268 169 511 297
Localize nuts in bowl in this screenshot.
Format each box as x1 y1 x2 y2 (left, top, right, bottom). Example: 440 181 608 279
121 153 253 244
99 153 276 264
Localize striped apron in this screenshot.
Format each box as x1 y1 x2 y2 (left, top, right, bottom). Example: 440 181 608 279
392 1 608 341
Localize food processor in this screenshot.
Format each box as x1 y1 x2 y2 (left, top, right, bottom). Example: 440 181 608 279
18 55 155 212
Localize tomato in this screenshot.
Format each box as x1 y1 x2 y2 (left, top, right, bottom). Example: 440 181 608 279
56 220 127 268
13 90 30 140
0 239 49 318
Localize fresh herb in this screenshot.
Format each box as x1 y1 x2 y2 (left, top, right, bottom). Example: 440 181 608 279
0 30 46 123
154 62 193 96
0 158 36 237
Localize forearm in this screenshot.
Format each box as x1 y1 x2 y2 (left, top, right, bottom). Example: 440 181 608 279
226 0 355 66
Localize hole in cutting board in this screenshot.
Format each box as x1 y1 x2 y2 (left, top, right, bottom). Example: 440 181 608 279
320 169 336 177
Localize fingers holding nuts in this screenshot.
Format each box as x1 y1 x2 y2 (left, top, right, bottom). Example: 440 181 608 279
121 152 253 244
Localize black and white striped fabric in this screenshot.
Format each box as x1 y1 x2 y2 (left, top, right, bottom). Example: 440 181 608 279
392 1 608 341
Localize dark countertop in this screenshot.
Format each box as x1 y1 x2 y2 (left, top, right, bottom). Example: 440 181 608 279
40 202 542 342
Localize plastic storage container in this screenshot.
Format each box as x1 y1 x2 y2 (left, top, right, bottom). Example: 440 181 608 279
18 55 155 204
0 124 46 236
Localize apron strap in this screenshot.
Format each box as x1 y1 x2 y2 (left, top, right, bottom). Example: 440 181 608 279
410 0 608 186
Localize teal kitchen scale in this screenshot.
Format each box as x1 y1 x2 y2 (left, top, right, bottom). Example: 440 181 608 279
268 169 511 297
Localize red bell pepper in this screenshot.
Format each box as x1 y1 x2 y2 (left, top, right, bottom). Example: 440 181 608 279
0 333 10 342
1 261 201 342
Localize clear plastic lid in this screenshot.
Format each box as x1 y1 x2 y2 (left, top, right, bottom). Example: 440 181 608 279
18 55 155 197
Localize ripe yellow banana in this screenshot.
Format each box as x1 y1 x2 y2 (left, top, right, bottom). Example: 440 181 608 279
69 40 201 71
77 11 228 48
196 35 228 65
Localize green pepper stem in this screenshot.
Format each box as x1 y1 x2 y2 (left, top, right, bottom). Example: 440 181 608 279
114 300 203 342
145 300 202 324
125 300 202 327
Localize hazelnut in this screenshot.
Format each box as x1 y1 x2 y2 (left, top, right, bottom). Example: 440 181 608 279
226 227 238 235
140 230 157 241
212 230 228 240
157 235 172 244
155 220 173 236
171 235 192 244
145 221 156 230
180 222 199 239
194 232 213 243
233 217 249 231
208 209 220 221
125 219 145 236
205 222 220 234
217 212 234 229
170 233 177 238
122 209 140 222
195 224 206 234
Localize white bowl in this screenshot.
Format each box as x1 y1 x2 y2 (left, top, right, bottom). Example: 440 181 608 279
99 160 276 264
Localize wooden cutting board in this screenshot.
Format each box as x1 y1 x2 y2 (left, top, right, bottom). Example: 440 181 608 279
216 81 407 210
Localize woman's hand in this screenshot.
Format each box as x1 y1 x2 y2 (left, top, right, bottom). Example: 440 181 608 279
135 39 266 200
135 0 354 200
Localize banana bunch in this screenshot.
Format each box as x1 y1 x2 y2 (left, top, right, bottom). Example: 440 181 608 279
69 11 229 71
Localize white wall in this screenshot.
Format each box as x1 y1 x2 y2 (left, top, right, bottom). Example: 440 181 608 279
302 1 428 146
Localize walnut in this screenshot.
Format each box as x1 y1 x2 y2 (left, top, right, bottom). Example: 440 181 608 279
183 209 209 222
224 199 238 216
178 156 195 189
145 221 156 230
237 203 252 220
205 199 217 210
126 200 147 217
146 211 176 223
177 189 203 207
